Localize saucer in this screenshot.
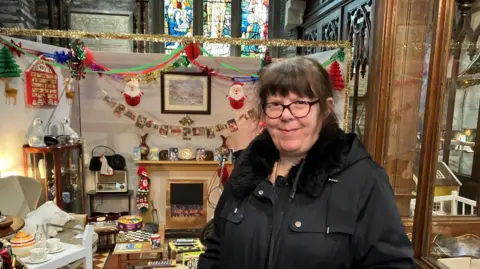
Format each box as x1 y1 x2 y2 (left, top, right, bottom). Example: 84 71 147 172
48 246 65 254
24 254 52 264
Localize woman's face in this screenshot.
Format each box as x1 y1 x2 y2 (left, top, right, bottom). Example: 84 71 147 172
265 92 324 158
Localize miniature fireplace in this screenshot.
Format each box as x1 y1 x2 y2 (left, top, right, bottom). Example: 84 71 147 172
166 179 207 230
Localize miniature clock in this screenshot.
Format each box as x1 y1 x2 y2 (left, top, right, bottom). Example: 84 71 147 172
179 148 194 160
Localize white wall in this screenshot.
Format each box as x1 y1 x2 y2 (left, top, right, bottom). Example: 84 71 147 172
80 51 261 218
0 36 71 177
0 37 262 222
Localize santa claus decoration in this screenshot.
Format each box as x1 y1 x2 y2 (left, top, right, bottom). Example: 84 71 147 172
122 79 144 106
227 82 247 110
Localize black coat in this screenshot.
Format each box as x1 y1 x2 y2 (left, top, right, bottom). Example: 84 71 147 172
198 128 415 269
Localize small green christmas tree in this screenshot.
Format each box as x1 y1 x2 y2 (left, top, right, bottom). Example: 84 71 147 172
0 46 22 78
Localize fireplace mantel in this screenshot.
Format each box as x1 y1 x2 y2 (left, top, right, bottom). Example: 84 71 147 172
136 160 233 172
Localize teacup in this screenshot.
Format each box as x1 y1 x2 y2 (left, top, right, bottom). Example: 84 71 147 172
46 238 61 252
30 248 47 262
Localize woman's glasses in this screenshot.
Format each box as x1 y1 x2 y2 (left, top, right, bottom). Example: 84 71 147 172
263 100 319 119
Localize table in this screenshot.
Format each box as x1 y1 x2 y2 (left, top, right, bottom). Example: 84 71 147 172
17 242 91 269
86 190 133 216
0 216 24 239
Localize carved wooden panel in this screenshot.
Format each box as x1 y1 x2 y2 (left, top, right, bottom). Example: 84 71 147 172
302 27 319 55
301 0 373 135
67 9 134 53
344 0 372 79
321 17 339 41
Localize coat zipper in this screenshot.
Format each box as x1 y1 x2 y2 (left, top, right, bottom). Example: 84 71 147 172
266 183 275 269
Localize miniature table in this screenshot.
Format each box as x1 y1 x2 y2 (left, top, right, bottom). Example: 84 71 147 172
0 216 24 239
112 225 167 268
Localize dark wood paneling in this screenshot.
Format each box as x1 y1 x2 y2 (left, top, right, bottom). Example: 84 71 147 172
412 0 455 259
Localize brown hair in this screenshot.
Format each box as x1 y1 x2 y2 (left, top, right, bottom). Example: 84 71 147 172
254 56 338 126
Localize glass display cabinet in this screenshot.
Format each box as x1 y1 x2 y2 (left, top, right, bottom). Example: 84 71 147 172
23 144 85 214
365 0 480 267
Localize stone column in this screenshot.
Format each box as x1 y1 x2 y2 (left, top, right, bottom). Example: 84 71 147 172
230 0 242 57
150 0 164 53
278 0 301 58
0 0 37 30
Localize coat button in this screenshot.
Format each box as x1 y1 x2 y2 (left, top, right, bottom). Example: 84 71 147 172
258 190 264 195
294 221 302 228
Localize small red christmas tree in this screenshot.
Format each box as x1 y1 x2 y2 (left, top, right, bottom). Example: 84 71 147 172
328 60 344 91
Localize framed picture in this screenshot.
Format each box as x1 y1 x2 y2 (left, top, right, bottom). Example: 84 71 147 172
161 72 211 114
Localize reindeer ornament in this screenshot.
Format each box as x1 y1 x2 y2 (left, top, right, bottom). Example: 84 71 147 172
4 82 18 105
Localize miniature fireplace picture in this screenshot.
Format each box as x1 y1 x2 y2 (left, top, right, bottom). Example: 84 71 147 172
166 179 207 230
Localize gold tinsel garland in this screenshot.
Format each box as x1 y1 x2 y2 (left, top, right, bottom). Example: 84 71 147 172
0 28 350 48
0 27 352 131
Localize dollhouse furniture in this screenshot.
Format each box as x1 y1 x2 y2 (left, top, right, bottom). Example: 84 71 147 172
23 144 85 214
112 224 165 268
0 216 24 239
17 224 94 269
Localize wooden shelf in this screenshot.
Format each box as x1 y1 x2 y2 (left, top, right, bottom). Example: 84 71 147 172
136 160 233 172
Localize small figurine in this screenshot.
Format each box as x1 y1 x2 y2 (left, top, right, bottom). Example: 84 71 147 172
219 135 230 158
99 155 114 176
0 240 13 269
28 118 47 147
61 117 79 139
139 133 150 160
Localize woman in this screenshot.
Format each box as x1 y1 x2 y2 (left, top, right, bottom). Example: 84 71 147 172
198 57 415 269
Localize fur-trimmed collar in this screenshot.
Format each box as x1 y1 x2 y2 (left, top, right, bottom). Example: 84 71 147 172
229 126 369 200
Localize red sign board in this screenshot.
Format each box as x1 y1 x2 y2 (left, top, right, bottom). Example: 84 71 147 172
25 56 59 106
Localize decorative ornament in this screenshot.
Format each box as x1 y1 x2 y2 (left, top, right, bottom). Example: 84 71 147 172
139 133 150 160
99 155 114 176
84 47 93 66
53 51 70 64
61 117 79 139
179 115 194 126
218 135 230 186
8 39 23 57
328 60 345 91
173 55 191 68
122 78 144 106
185 42 201 60
260 48 272 68
0 240 13 269
0 46 22 105
227 82 247 109
28 118 47 148
66 39 86 80
335 48 345 62
25 55 59 106
0 46 22 78
4 83 17 105
136 165 150 212
64 78 76 104
257 121 266 136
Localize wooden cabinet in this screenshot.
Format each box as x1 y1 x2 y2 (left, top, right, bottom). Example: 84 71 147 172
23 144 85 214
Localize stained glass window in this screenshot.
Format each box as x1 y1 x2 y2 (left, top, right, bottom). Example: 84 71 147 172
241 0 269 58
203 0 232 57
164 0 194 53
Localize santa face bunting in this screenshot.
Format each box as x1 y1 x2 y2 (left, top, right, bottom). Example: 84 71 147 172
123 79 144 106
227 82 247 109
